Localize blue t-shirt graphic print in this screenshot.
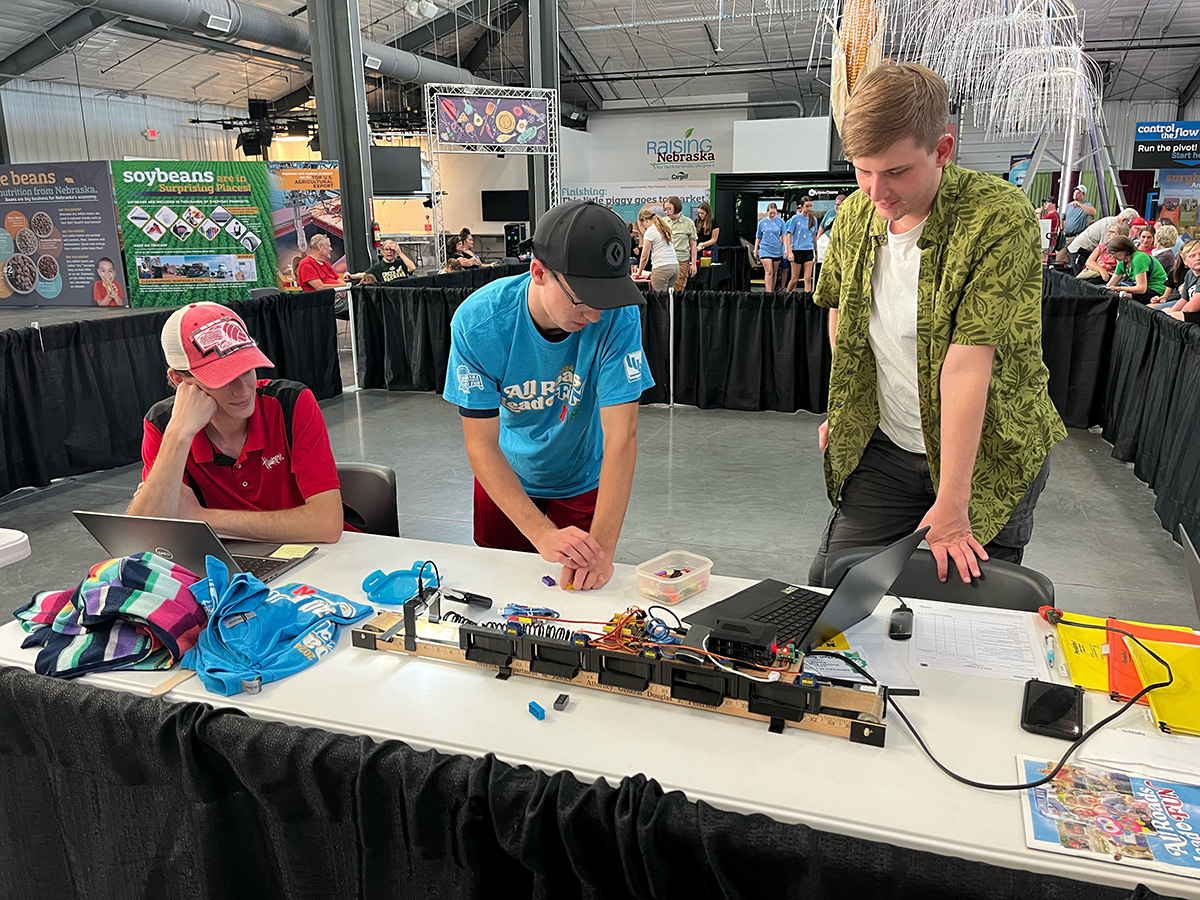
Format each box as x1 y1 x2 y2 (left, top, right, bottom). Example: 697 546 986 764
444 272 654 498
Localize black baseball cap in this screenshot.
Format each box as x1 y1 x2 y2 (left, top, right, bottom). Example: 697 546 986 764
531 201 644 310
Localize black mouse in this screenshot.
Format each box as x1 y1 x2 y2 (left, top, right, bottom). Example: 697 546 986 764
888 606 913 640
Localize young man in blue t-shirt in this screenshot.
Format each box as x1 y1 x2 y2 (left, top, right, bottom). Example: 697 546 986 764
443 201 654 591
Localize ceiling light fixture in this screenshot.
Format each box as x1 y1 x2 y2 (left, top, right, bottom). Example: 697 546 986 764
405 1 420 15
418 1 439 18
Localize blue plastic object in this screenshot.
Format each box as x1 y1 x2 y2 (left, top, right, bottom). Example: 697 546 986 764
361 561 441 605
528 701 545 720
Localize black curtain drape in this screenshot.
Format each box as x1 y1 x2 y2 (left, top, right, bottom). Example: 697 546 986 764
671 291 830 412
354 287 830 413
0 291 341 498
1040 269 1120 429
0 666 1161 900
353 285 470 391
1102 298 1200 542
720 245 752 291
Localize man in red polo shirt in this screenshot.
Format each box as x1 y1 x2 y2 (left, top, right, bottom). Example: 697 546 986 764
296 234 343 291
127 302 345 543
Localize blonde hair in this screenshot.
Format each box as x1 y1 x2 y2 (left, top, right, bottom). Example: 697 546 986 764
1108 222 1130 238
841 62 949 160
1180 239 1200 262
638 210 673 242
1156 223 1179 248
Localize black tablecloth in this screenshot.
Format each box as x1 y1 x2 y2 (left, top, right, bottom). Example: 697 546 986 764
687 263 730 291
0 291 341 498
0 666 1163 900
718 245 752 291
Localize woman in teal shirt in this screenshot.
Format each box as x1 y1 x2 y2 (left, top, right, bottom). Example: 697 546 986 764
1106 235 1167 304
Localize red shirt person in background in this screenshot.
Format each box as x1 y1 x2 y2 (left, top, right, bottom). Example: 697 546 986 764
127 302 346 543
1040 199 1061 259
296 234 344 291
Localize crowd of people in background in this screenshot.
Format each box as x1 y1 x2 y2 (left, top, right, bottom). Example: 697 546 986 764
1056 193 1198 318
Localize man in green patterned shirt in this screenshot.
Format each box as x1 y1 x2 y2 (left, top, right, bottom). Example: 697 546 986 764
809 62 1066 585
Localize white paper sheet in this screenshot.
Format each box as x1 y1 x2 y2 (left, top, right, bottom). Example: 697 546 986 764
802 635 918 690
1078 726 1200 782
908 599 1051 681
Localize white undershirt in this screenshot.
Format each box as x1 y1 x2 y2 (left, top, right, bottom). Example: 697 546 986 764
868 217 927 454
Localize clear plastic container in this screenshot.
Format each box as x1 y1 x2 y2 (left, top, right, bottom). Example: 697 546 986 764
635 551 713 605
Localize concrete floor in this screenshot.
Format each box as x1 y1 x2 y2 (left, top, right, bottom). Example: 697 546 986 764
2 367 1198 628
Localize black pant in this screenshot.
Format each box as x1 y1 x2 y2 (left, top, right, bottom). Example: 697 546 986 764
808 429 1051 585
1068 247 1089 275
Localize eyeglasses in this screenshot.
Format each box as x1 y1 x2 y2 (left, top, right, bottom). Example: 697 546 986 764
549 269 591 308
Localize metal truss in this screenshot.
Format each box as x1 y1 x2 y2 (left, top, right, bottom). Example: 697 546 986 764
425 82 560 269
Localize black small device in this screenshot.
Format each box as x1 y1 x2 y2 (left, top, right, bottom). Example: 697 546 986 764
553 693 570 711
708 617 778 666
1020 679 1084 741
888 605 913 640
504 222 527 258
441 588 492 609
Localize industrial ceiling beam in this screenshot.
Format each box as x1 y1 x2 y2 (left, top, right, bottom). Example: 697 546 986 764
461 3 522 73
0 8 120 85
559 39 604 110
391 0 507 54
1179 60 1200 120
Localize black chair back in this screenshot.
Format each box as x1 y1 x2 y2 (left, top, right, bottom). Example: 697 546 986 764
823 547 1054 612
337 462 399 537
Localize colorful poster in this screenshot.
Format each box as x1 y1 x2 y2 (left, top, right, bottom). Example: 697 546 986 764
1133 121 1200 170
0 161 126 307
110 161 277 307
1019 757 1200 880
434 94 549 147
563 182 711 225
1157 170 1200 232
266 161 341 290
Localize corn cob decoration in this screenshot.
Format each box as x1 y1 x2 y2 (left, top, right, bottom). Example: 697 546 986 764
830 0 886 136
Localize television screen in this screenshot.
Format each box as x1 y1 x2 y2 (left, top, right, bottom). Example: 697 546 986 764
370 146 423 195
482 189 531 222
757 198 784 221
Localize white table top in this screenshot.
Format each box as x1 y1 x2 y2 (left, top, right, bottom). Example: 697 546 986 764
2 532 1195 898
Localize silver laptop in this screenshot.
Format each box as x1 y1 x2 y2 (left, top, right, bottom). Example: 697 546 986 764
74 511 316 584
1177 525 1200 626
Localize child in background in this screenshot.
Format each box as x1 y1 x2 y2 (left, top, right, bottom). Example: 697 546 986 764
92 257 125 307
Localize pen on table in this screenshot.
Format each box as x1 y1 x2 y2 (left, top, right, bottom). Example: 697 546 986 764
1044 633 1056 669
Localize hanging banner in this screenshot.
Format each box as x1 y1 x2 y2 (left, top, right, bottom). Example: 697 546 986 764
433 94 550 148
563 182 711 224
110 161 278 307
266 161 341 289
1157 170 1200 232
1132 122 1200 170
0 161 127 307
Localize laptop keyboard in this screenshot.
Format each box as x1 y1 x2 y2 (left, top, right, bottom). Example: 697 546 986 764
749 588 830 644
232 555 282 581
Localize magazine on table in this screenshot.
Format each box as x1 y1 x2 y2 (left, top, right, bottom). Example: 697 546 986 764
1018 756 1200 880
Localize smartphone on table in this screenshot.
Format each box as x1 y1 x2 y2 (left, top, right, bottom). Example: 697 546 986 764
1020 679 1084 741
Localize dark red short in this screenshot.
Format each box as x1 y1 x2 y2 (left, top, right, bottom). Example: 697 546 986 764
473 478 598 553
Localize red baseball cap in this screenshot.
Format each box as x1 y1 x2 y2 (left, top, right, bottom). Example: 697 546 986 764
1130 217 1148 227
161 302 273 388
